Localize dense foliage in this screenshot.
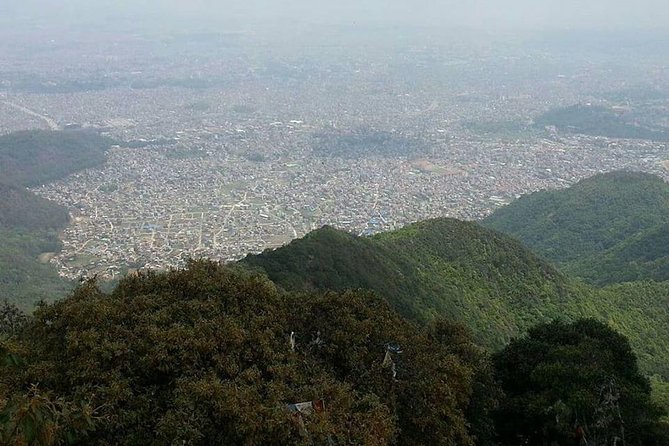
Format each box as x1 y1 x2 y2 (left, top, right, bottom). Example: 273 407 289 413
577 223 669 284
483 171 669 285
0 129 114 187
241 218 669 393
535 104 669 141
0 187 71 310
589 281 669 379
0 261 496 445
242 219 581 349
0 129 114 309
0 182 72 312
0 230 72 311
494 319 667 446
0 184 69 232
3 263 667 445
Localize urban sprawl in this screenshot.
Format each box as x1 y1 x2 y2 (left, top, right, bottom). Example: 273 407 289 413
2 33 668 279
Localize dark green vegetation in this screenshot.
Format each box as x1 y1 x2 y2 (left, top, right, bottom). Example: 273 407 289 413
0 129 114 309
0 129 115 187
462 121 539 140
2 264 666 445
594 282 669 379
483 171 669 285
0 184 72 310
535 104 669 141
241 217 669 386
0 230 71 311
494 319 666 446
0 262 495 445
0 184 68 232
312 129 428 158
242 219 577 347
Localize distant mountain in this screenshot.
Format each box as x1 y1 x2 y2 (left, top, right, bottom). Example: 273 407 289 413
482 171 669 285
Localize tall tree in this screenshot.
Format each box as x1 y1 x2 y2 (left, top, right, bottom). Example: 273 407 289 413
493 319 666 446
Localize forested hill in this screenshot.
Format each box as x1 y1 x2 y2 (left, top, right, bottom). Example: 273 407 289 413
534 104 669 141
0 129 113 308
0 129 115 187
482 171 669 285
0 183 69 231
0 184 72 310
242 218 580 348
240 218 669 384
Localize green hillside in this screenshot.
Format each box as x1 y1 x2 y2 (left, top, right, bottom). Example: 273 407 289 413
243 219 580 348
0 183 69 231
0 184 72 310
0 129 114 187
482 171 669 285
571 223 669 284
241 218 669 384
0 229 71 310
0 129 113 309
591 281 669 378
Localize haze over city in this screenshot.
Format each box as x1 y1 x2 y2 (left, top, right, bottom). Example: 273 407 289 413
3 0 669 30
2 1 669 445
0 0 666 279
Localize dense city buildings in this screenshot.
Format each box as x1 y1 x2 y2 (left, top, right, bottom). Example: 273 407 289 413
2 30 668 278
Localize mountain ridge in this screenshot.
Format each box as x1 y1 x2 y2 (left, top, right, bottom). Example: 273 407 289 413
482 170 669 285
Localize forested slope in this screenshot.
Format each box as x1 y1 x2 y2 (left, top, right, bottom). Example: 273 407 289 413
241 218 669 383
0 183 69 231
0 129 114 308
482 171 669 285
0 129 114 186
243 219 578 349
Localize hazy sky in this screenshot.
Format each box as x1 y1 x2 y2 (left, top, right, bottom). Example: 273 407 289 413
2 0 669 32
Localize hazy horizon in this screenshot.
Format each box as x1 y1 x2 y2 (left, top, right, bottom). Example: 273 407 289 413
2 0 668 35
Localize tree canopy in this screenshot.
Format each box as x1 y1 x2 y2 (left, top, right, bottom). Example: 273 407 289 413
493 319 666 446
0 260 496 445
483 171 669 285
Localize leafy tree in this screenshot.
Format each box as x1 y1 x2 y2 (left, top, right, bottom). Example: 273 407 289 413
0 300 28 336
426 319 500 446
493 319 666 446
1 261 486 445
